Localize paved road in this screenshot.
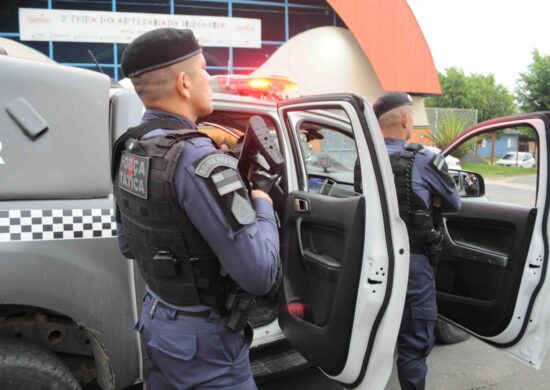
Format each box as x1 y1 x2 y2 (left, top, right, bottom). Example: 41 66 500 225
484 174 537 207
261 337 550 389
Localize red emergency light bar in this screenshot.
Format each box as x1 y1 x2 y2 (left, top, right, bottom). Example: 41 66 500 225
211 75 297 101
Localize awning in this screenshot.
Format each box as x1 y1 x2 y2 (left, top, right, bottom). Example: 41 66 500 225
327 0 441 95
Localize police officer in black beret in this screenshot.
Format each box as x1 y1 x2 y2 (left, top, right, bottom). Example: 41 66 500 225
373 92 460 390
113 28 280 389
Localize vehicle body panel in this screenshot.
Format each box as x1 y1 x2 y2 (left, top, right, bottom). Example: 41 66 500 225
0 198 140 387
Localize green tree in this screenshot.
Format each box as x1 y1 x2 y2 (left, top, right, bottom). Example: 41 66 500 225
425 67 516 122
424 114 472 159
516 50 550 112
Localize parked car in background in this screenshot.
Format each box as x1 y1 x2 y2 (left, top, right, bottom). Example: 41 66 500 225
424 145 462 169
496 152 536 168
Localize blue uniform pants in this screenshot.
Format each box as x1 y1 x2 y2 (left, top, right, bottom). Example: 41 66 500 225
136 294 256 390
397 254 438 390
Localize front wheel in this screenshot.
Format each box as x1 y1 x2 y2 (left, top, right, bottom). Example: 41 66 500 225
0 339 81 390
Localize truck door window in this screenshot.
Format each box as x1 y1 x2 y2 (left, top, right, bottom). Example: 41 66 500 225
289 109 358 197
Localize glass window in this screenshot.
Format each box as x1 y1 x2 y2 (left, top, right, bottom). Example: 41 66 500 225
233 4 285 42
232 68 252 75
0 1 48 32
175 1 228 17
289 0 329 6
289 6 333 38
90 65 114 78
207 67 230 76
200 111 280 153
116 2 170 14
233 45 279 69
198 123 243 150
52 1 111 11
203 47 229 68
53 42 113 64
118 0 169 5
449 126 538 207
287 108 357 197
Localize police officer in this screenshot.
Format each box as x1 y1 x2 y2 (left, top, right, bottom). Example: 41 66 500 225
113 28 280 389
372 92 460 390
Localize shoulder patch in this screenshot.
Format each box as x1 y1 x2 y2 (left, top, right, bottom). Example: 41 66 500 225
432 154 446 171
429 154 454 188
195 153 238 178
212 168 243 196
118 151 149 199
231 193 256 225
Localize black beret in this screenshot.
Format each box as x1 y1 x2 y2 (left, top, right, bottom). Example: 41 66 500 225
121 28 202 78
372 92 413 118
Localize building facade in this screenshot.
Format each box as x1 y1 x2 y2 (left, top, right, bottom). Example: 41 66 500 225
0 0 345 79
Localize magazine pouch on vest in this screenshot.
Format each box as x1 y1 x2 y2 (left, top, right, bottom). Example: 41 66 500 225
390 143 443 264
112 119 233 310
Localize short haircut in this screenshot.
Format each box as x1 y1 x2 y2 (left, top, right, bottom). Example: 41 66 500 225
131 56 198 106
378 105 411 131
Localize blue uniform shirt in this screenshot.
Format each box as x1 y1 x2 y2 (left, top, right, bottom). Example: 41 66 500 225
385 138 461 212
117 109 280 308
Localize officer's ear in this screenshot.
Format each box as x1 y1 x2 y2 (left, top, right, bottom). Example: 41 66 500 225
402 111 413 129
176 71 191 100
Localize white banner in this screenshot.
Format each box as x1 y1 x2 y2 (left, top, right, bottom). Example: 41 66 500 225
19 8 261 48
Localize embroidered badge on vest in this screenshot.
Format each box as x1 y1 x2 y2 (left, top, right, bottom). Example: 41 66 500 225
118 151 149 199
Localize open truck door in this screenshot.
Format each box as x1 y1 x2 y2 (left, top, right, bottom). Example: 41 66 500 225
440 113 550 368
275 94 409 389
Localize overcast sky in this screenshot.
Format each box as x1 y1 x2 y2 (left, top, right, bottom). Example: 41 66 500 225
406 0 550 92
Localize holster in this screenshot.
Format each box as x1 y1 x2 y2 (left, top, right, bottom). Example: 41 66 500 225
226 290 256 331
425 227 445 265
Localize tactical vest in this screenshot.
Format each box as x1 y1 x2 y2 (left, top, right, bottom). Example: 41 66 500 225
389 143 435 254
112 119 233 309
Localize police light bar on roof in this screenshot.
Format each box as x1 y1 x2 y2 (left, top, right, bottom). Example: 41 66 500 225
210 75 297 101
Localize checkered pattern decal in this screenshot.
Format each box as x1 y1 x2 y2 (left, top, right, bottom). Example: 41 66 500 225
0 209 116 242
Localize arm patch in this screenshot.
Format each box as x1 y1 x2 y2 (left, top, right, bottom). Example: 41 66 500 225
432 154 446 171
194 152 256 230
429 154 455 188
195 153 238 177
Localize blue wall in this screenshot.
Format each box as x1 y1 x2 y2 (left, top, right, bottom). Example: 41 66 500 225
476 134 518 158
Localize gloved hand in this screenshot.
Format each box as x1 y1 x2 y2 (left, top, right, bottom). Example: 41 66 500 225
250 169 279 193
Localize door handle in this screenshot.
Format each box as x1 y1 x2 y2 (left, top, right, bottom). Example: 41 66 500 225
294 197 310 213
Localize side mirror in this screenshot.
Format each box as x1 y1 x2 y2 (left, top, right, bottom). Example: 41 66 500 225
448 169 485 197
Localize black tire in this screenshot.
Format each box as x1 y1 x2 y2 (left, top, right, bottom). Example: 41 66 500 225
0 339 81 390
436 318 470 345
